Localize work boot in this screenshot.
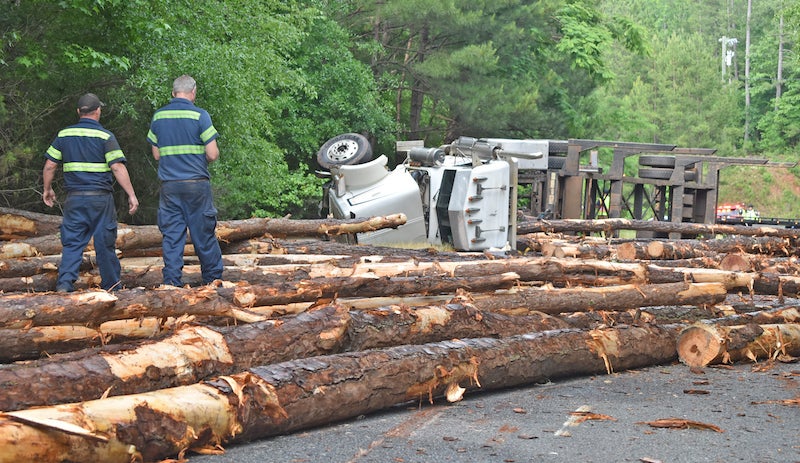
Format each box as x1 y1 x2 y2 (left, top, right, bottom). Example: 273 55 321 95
56 284 74 293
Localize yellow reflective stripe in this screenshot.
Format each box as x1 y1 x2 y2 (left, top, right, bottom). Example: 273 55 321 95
63 162 111 173
105 149 125 163
158 145 206 156
58 128 111 140
200 126 218 143
152 110 201 121
147 130 157 144
47 146 62 161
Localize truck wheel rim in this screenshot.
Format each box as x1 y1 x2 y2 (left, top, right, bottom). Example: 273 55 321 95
327 140 359 162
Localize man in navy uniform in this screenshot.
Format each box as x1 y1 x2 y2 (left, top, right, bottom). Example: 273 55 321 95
147 75 223 286
42 93 139 292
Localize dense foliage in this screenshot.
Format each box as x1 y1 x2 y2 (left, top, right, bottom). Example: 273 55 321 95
1 0 798 220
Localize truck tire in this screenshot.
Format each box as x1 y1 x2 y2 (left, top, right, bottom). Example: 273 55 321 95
317 133 373 170
638 167 674 180
639 167 697 182
639 155 676 168
548 155 565 170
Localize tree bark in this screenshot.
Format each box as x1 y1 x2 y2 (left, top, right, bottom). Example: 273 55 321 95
0 317 189 363
518 218 800 239
0 323 678 463
0 207 62 237
468 282 727 314
616 236 792 260
676 322 800 367
0 214 409 258
0 303 572 412
221 272 519 307
0 286 250 329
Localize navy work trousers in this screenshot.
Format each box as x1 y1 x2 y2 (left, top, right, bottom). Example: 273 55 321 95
158 180 223 286
58 192 120 291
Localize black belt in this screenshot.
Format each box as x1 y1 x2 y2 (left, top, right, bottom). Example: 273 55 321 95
68 191 111 196
163 179 209 183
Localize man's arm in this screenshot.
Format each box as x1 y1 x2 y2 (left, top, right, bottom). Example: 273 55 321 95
151 145 161 161
205 139 219 163
42 159 58 207
110 163 139 215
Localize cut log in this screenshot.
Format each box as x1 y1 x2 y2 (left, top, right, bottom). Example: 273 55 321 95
676 323 800 367
518 218 800 239
0 271 521 329
0 254 90 279
540 240 617 259
0 214 409 258
0 213 36 239
0 317 192 363
0 286 245 329
0 323 678 463
0 207 62 237
222 272 519 307
0 303 571 411
616 236 793 260
468 282 727 314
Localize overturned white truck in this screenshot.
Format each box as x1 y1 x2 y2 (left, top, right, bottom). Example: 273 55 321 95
317 134 545 251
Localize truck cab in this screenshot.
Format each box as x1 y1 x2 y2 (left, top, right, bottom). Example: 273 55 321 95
319 135 543 251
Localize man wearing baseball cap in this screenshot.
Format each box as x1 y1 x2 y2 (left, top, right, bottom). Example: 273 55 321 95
42 93 139 292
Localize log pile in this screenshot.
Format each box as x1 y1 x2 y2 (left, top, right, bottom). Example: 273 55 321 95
0 207 799 462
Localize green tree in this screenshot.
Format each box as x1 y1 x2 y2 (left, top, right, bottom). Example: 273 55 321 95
0 0 393 220
331 0 647 145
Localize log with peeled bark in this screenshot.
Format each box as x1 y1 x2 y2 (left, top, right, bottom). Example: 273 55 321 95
676 322 800 367
0 323 678 463
4 253 800 298
645 264 800 296
0 303 571 412
468 282 727 314
0 271 519 329
518 218 800 239
0 214 408 258
539 239 617 259
221 237 488 262
0 213 36 240
0 207 61 237
616 236 793 261
0 286 252 329
0 265 732 331
219 272 520 307
0 317 194 363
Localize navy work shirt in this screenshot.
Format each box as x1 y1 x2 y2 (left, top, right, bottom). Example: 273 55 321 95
146 97 219 181
45 118 126 192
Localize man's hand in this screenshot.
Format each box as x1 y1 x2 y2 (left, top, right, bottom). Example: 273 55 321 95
42 188 57 207
128 195 139 215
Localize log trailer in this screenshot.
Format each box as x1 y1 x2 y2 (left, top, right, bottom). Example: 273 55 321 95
316 134 796 250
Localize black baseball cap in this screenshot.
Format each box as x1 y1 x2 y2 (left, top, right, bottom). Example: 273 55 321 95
77 93 105 113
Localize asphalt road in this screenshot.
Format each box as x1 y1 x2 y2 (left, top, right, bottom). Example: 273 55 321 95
189 360 799 463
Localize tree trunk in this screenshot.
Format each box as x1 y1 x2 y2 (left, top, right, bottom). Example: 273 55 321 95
0 317 187 363
0 323 678 463
0 303 572 411
0 214 409 258
518 218 800 239
0 286 250 329
468 282 727 314
0 207 62 237
616 236 792 260
676 323 800 367
221 272 519 307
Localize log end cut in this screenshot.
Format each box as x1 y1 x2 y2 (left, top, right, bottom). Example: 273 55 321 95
676 325 726 368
